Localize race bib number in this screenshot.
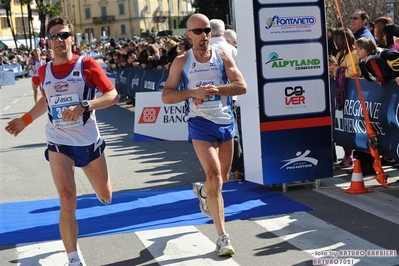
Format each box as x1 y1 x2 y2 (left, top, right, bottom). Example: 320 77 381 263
195 94 222 110
50 93 83 128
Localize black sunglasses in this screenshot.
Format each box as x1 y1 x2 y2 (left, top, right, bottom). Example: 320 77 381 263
350 16 360 20
48 32 72 41
188 28 211 35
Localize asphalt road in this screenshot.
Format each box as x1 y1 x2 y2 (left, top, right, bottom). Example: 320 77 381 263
0 76 398 266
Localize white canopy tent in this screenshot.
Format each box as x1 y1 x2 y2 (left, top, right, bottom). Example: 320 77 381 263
0 38 37 50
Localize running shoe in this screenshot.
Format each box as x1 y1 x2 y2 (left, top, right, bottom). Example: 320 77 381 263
66 260 83 266
215 233 235 256
192 182 211 217
96 194 111 205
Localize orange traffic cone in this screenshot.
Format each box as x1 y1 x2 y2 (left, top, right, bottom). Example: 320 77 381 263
344 160 373 194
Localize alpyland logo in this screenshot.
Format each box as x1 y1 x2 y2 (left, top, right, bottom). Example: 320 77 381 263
139 107 161 124
265 52 321 70
280 150 318 170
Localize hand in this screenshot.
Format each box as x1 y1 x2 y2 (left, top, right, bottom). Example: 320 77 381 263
61 105 84 122
193 97 204 109
196 85 219 100
4 118 26 137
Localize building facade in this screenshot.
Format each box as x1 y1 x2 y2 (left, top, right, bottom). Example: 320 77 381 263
0 0 41 49
59 0 194 43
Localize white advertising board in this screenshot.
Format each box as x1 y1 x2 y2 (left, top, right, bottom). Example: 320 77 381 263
134 91 188 141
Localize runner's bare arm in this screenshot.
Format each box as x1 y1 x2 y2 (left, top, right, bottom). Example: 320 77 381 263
4 96 47 136
162 54 219 104
214 50 247 96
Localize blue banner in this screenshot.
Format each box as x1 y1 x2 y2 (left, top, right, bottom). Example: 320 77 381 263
331 78 399 161
112 67 170 97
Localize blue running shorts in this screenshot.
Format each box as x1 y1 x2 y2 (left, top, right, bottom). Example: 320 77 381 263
188 117 236 143
45 138 106 167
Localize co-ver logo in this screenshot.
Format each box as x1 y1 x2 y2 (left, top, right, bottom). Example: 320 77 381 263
139 107 161 124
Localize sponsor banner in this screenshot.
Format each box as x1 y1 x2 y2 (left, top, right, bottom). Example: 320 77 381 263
134 91 188 141
259 5 322 42
112 67 169 97
261 42 324 80
260 126 333 184
331 78 399 161
263 79 326 117
259 0 318 3
249 0 332 185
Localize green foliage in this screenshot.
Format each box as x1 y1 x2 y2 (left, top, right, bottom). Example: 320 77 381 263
192 0 231 22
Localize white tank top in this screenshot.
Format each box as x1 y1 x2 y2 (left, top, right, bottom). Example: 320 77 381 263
42 56 99 146
182 47 233 125
30 58 45 77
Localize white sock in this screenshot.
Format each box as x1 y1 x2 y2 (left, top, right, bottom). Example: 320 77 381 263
200 185 207 198
67 251 80 262
219 232 228 237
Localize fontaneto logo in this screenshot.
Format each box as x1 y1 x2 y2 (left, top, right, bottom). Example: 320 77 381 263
259 6 322 43
265 15 316 30
280 150 318 170
138 107 161 124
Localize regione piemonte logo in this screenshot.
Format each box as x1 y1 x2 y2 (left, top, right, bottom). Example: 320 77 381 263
139 107 161 124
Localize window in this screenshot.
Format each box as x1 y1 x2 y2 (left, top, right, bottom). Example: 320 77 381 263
14 0 21 5
1 17 10 29
121 24 126 35
85 28 94 42
118 3 125 15
15 17 29 34
85 28 94 35
85 8 91 19
101 26 110 37
101 6 107 17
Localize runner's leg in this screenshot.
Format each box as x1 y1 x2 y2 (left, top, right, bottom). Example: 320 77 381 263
82 153 112 202
48 151 78 253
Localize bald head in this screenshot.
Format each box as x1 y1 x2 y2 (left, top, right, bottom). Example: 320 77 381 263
186 13 210 30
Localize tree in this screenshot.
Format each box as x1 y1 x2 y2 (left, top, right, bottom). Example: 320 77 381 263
192 0 231 23
20 0 28 49
0 0 18 51
26 0 35 50
325 0 387 28
35 0 61 38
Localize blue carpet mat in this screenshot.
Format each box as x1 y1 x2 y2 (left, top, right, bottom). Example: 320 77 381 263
0 181 312 245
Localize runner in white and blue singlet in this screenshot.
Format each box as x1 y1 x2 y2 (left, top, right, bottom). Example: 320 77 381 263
162 13 247 257
5 16 119 266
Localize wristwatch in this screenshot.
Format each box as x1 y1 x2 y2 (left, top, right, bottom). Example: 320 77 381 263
80 100 90 112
